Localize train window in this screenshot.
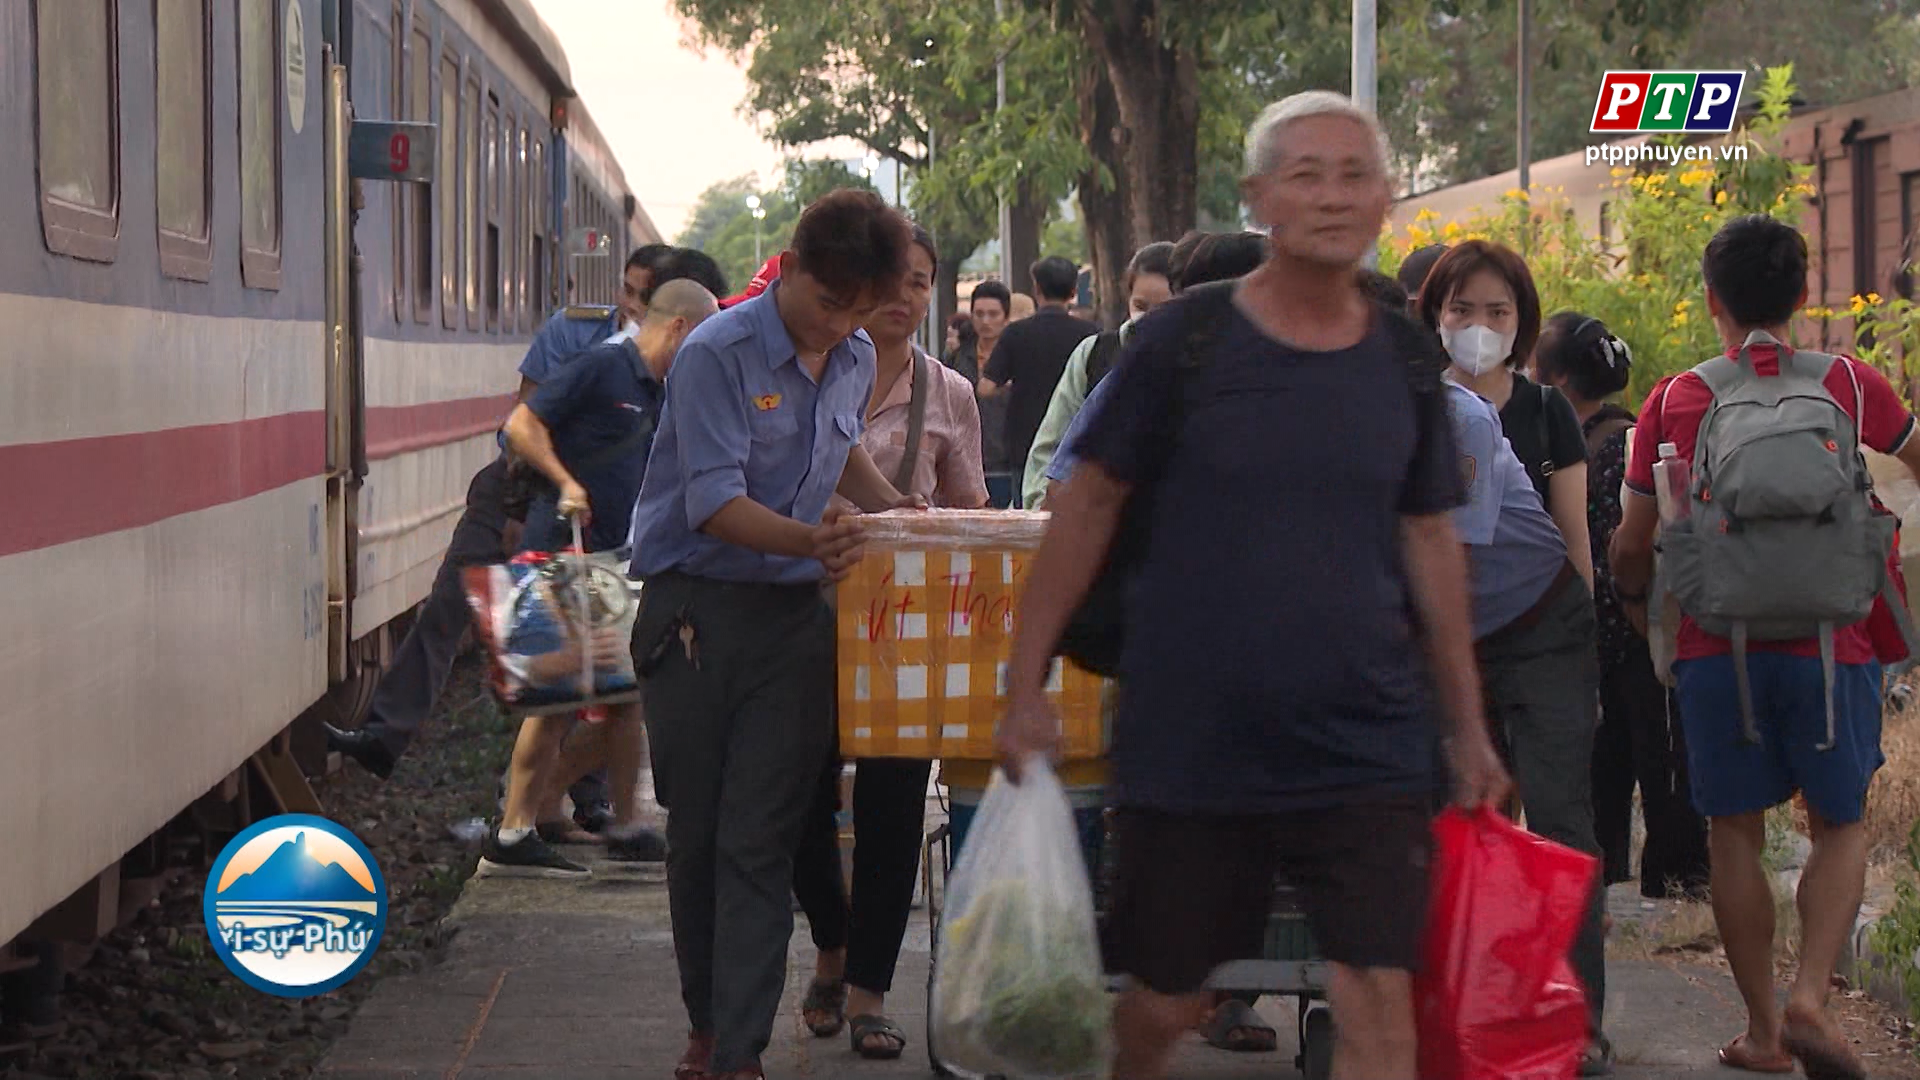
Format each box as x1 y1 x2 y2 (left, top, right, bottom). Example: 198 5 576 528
463 73 479 329
156 0 212 281
530 138 546 318
390 7 406 323
484 95 500 331
513 122 526 331
34 0 120 262
408 23 433 322
439 53 459 328
238 0 282 289
1897 173 1920 301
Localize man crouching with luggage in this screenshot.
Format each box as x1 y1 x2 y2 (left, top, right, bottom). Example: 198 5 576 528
996 91 1510 1080
483 279 721 876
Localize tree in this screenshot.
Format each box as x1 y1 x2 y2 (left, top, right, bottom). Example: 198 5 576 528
682 159 878 298
676 174 760 252
673 0 1059 330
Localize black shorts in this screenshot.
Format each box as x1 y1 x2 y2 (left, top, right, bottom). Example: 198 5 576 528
1101 796 1433 994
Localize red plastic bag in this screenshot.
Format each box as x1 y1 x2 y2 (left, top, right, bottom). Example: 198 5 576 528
1415 808 1598 1080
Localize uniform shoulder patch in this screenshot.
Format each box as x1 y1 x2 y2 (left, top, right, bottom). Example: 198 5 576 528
564 304 615 321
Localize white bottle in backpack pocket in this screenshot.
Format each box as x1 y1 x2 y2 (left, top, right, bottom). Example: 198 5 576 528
1652 442 1691 526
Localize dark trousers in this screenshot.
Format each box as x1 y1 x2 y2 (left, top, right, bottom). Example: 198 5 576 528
1594 644 1709 897
636 572 837 1073
1477 570 1608 1038
791 756 932 995
362 455 512 755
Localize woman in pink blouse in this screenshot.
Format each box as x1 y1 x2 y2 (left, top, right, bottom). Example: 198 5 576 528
793 225 987 1060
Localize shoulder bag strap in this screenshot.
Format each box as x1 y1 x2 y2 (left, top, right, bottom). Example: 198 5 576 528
892 347 932 495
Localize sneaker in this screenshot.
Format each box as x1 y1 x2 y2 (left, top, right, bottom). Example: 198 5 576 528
477 831 591 879
605 825 668 862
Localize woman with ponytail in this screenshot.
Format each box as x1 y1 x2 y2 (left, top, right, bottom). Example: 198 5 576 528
1535 312 1710 901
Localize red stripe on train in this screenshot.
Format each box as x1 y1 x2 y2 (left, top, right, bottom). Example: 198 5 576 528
365 393 516 460
0 394 516 557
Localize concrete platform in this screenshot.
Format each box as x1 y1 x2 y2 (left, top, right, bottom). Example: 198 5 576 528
314 851 1823 1080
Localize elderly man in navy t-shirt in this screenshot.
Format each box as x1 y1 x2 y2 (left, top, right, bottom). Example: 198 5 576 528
999 92 1510 1080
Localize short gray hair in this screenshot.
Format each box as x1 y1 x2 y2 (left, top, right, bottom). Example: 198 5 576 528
1244 91 1389 177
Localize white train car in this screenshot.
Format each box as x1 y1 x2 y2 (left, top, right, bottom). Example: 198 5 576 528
0 0 655 970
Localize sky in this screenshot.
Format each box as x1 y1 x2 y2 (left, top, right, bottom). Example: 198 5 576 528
530 0 866 242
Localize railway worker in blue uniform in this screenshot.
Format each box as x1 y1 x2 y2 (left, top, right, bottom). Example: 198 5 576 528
1443 377 1613 1075
322 245 697 792
629 189 924 1080
480 278 722 878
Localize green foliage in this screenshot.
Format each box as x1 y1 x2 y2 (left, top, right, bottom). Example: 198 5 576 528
1864 817 1920 1026
681 160 879 300
1041 208 1087 264
1380 66 1811 408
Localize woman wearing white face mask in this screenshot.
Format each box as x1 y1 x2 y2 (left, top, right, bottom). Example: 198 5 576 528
1417 240 1593 594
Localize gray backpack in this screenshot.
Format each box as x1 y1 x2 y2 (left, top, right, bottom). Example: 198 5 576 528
1659 331 1905 749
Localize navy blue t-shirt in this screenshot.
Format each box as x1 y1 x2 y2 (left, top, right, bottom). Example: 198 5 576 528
1073 294 1465 813
522 339 663 554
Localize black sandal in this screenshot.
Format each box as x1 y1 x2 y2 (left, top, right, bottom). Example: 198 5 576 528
848 1013 907 1060
800 978 845 1038
1203 998 1277 1053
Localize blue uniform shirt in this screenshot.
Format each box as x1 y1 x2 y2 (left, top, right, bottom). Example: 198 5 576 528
499 306 624 451
521 339 665 554
1444 382 1570 640
1045 369 1116 484
521 305 622 383
629 282 875 584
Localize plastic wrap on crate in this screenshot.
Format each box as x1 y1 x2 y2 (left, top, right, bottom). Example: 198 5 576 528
462 550 640 710
837 509 1105 760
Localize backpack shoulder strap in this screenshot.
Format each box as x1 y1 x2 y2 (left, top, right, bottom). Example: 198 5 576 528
1085 330 1124 391
1692 353 1747 398
891 347 932 495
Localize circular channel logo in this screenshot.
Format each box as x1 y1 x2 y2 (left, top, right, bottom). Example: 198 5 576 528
203 814 387 997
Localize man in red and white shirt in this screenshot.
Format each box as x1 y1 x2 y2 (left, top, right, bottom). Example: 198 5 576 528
1612 215 1920 1080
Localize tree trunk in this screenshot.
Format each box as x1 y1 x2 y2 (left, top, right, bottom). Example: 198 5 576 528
1073 0 1200 246
1009 181 1046 298
1077 64 1133 330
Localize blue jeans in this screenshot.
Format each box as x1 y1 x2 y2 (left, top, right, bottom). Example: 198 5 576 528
984 474 1016 510
946 798 1105 884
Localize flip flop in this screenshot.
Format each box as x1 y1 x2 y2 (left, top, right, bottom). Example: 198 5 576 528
848 1013 907 1060
1783 1016 1868 1080
1717 1034 1795 1074
1203 998 1277 1053
800 978 846 1038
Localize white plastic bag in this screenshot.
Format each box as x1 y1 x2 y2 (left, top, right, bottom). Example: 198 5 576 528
931 756 1110 1078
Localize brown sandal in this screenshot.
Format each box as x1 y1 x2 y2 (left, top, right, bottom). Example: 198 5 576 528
675 1030 714 1079
1717 1034 1794 1074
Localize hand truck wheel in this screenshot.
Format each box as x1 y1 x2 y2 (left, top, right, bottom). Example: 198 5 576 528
1301 1004 1334 1080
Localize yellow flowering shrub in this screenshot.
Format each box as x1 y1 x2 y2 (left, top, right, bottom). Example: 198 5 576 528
1378 65 1810 408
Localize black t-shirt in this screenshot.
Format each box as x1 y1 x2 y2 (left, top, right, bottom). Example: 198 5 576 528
984 308 1099 478
1073 298 1465 813
1497 371 1587 501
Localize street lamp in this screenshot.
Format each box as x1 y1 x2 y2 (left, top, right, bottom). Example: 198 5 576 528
745 194 766 264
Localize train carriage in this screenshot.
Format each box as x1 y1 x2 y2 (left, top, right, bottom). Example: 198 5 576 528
0 0 657 962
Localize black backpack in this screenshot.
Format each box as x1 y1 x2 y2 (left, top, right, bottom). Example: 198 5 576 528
1084 329 1126 393
1053 282 1450 678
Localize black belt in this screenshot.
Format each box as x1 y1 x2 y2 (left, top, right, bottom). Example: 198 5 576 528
1488 560 1579 640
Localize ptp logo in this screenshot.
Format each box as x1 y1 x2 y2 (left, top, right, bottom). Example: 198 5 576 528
1591 72 1745 133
